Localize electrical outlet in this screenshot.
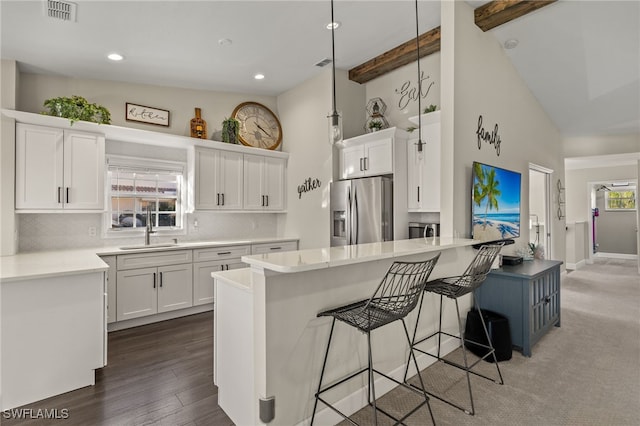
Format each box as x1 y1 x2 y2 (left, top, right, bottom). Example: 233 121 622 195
88 227 97 237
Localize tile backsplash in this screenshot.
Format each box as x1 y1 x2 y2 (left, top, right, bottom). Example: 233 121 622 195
18 212 281 252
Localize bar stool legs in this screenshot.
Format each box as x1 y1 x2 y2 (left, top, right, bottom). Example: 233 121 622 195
403 292 504 416
311 317 436 426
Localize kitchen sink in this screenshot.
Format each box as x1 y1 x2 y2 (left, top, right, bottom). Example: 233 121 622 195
119 243 179 250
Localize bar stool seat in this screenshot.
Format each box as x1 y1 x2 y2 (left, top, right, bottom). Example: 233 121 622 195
404 243 504 416
310 254 441 426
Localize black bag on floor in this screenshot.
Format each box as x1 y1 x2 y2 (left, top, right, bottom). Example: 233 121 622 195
464 308 512 362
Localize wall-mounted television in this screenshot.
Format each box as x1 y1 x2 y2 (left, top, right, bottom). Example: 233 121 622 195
472 161 521 244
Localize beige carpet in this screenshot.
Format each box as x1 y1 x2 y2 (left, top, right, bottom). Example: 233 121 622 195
342 258 640 425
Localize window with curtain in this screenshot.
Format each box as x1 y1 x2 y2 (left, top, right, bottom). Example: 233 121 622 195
605 187 636 211
106 156 185 233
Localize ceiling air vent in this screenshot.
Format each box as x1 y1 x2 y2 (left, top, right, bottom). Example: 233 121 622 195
45 0 77 22
315 58 332 68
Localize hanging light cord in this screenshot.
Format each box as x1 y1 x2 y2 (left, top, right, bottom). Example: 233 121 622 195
415 0 423 152
331 0 337 116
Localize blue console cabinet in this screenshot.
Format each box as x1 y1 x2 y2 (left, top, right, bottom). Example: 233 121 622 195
474 260 563 357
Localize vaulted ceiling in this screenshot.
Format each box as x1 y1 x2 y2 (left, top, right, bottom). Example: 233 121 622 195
1 1 638 138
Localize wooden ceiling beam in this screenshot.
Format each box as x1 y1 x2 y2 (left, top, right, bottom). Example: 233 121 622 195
475 0 557 32
348 26 440 85
348 0 557 85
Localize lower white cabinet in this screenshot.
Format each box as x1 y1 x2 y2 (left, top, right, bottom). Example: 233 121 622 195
193 245 250 306
251 240 298 254
116 263 193 321
102 255 117 324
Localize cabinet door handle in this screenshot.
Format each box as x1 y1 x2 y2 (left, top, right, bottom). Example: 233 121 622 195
265 195 269 207
364 157 369 170
216 193 220 206
153 272 156 289
159 272 163 287
270 246 282 250
57 187 62 203
221 193 225 206
417 186 420 203
359 158 363 171
217 251 231 255
261 195 265 206
66 187 70 204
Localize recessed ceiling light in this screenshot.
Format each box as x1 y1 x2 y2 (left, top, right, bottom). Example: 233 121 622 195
504 39 519 49
254 74 265 80
326 21 341 30
107 53 124 61
218 38 232 46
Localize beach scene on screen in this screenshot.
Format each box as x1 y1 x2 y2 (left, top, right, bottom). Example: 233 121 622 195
472 163 521 242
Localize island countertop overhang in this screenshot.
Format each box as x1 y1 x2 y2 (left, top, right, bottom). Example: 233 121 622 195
241 237 479 273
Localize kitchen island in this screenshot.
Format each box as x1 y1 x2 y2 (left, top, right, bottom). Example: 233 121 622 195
212 237 480 426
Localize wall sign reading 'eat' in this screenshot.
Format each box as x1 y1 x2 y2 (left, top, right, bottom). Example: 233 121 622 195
476 115 502 156
298 177 321 199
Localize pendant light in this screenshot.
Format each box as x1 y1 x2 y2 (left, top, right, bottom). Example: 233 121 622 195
415 0 424 155
327 0 343 145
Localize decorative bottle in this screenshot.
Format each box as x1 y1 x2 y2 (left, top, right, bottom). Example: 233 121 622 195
190 107 207 139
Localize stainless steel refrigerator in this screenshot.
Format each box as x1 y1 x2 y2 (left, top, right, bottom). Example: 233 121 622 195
330 176 393 247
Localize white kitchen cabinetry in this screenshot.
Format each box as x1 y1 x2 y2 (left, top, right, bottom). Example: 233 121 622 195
251 240 298 254
192 245 250 306
102 255 117 324
15 123 105 211
243 154 286 211
116 250 193 321
339 130 394 179
407 111 441 212
195 147 244 210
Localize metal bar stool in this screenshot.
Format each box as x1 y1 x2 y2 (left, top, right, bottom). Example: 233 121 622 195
403 244 504 416
310 254 441 426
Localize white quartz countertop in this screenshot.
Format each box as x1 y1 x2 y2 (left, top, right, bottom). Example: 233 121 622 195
241 237 479 273
0 237 298 283
0 249 109 283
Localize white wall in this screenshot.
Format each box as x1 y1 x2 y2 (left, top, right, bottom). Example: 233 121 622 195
1 59 18 256
18 73 278 144
276 69 365 249
442 1 565 259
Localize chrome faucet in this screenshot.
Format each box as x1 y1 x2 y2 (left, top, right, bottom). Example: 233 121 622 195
145 208 156 245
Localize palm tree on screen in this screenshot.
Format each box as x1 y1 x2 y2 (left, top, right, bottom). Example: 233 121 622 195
473 164 501 229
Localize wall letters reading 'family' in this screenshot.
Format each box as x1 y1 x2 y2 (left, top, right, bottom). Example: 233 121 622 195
476 115 501 156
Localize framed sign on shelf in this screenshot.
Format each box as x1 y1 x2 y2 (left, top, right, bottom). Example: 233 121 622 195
125 102 170 127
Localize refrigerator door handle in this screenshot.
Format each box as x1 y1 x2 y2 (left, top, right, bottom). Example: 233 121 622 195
346 186 352 244
352 186 359 244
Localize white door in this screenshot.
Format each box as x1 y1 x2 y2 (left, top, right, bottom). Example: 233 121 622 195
15 123 64 209
364 138 393 176
218 151 244 210
116 267 157 321
192 260 225 306
263 156 285 211
195 148 219 209
243 154 265 209
529 165 553 259
64 131 105 210
157 264 193 313
340 145 364 179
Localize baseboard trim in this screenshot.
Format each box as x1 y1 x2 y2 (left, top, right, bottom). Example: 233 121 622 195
566 259 586 270
107 304 213 332
301 335 460 426
595 252 638 260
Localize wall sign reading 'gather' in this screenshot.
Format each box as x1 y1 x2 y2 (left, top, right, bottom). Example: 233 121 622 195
476 115 502 156
298 177 322 199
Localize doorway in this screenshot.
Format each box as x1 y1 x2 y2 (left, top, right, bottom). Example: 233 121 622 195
529 164 552 259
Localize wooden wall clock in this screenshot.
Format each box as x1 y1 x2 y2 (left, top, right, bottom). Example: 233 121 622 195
231 102 283 150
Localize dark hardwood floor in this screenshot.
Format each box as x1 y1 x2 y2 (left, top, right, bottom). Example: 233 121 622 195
3 312 234 426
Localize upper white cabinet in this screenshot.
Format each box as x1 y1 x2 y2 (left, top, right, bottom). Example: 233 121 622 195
195 147 244 210
15 123 105 211
243 154 286 211
339 129 396 179
406 111 441 212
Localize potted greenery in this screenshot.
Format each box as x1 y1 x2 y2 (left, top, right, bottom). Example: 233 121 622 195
222 117 240 144
42 95 111 125
423 104 438 114
368 120 384 132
